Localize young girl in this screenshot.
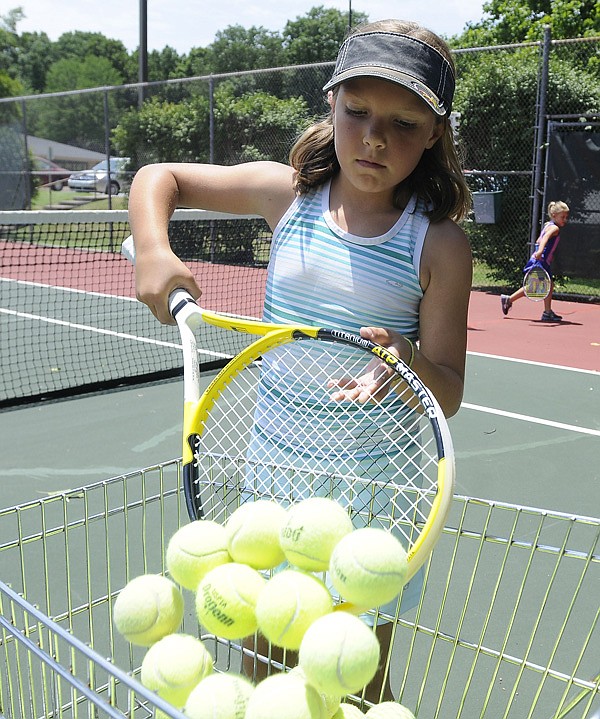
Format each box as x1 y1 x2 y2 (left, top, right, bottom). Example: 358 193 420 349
129 19 472 700
501 200 570 322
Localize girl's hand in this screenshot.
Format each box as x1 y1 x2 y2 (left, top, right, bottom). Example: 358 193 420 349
135 248 202 325
327 327 412 403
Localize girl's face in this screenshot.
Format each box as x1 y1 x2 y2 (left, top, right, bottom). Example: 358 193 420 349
329 77 444 202
553 211 569 227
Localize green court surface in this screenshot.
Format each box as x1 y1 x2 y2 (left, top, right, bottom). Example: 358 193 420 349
1 351 598 517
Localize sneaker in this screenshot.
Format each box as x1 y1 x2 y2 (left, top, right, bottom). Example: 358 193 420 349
500 294 511 315
541 310 562 322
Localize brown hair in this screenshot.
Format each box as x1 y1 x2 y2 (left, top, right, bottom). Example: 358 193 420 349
289 19 471 223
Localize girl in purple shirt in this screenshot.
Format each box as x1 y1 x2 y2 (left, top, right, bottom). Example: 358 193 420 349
501 200 569 322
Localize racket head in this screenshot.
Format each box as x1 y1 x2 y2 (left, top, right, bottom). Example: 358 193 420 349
524 264 551 300
184 327 455 583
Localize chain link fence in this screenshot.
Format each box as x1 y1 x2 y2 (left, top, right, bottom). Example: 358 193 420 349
1 34 599 297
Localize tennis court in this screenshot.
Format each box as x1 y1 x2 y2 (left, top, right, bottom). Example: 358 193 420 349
0 212 598 718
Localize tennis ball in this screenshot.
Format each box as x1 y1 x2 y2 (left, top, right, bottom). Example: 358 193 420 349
299 611 380 696
332 705 366 719
245 672 328 719
226 500 287 569
256 569 333 650
195 562 266 639
329 528 408 609
280 497 353 571
140 633 213 707
185 672 255 719
364 703 415 719
113 574 184 646
166 519 231 590
290 666 341 718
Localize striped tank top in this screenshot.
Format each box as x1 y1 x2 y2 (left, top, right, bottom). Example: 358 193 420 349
263 180 428 339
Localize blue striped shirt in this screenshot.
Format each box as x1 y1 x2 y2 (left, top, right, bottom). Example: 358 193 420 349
263 180 428 339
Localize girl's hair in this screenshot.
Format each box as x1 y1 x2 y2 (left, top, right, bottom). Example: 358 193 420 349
548 200 569 217
289 19 471 223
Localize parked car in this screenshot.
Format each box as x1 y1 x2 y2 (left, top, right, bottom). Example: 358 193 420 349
68 157 131 194
32 156 72 191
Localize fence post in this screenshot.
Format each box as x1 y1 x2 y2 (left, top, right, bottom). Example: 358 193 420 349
103 90 113 214
529 24 552 254
21 99 31 210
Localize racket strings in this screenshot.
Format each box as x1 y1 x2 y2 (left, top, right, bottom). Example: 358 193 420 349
192 338 442 549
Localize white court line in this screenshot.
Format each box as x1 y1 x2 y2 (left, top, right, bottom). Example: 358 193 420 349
0 307 230 360
468 350 599 376
3 278 598 434
0 275 137 302
461 402 600 437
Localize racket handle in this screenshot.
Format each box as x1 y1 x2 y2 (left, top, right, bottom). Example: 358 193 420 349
122 236 202 326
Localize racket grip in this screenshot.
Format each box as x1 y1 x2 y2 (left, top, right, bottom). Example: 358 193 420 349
121 235 136 263
122 236 201 325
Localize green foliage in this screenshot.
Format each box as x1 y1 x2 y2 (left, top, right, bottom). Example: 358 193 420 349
213 87 310 164
30 56 124 148
0 72 23 121
452 0 599 45
282 6 368 64
455 49 600 285
112 96 210 165
209 25 285 73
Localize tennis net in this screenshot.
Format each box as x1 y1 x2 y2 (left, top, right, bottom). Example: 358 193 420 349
0 208 271 407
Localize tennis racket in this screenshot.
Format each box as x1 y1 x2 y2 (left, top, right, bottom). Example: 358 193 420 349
122 236 455 582
523 261 551 301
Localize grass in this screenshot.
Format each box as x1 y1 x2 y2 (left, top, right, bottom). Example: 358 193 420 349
31 189 128 211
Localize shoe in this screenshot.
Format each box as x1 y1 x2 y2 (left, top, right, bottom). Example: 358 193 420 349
541 310 562 322
500 294 511 315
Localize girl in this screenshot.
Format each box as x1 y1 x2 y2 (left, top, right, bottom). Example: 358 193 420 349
501 200 569 322
129 19 472 701
130 18 472 417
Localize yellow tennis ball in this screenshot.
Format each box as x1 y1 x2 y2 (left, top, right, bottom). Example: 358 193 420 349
256 569 333 650
140 633 213 707
245 672 328 719
280 497 353 571
365 703 415 719
166 519 231 590
185 672 255 719
195 562 266 640
332 705 366 719
113 574 184 646
329 528 408 608
226 500 287 569
290 666 341 718
298 611 380 696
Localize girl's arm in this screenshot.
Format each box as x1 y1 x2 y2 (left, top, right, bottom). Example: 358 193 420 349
533 223 559 261
366 219 471 418
128 161 296 323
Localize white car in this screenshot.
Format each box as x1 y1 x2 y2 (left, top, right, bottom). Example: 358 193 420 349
68 157 131 194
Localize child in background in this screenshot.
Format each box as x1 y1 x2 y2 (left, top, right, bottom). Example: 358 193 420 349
501 200 570 322
129 19 473 700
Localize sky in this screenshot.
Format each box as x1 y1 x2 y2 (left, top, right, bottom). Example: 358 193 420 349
9 0 487 55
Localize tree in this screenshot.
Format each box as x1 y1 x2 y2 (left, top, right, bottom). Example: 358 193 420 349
31 56 124 149
208 25 285 74
112 96 211 165
282 6 368 65
455 49 600 285
53 31 131 81
453 0 599 46
213 86 309 164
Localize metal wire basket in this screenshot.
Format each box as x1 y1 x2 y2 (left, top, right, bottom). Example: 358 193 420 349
0 458 598 718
